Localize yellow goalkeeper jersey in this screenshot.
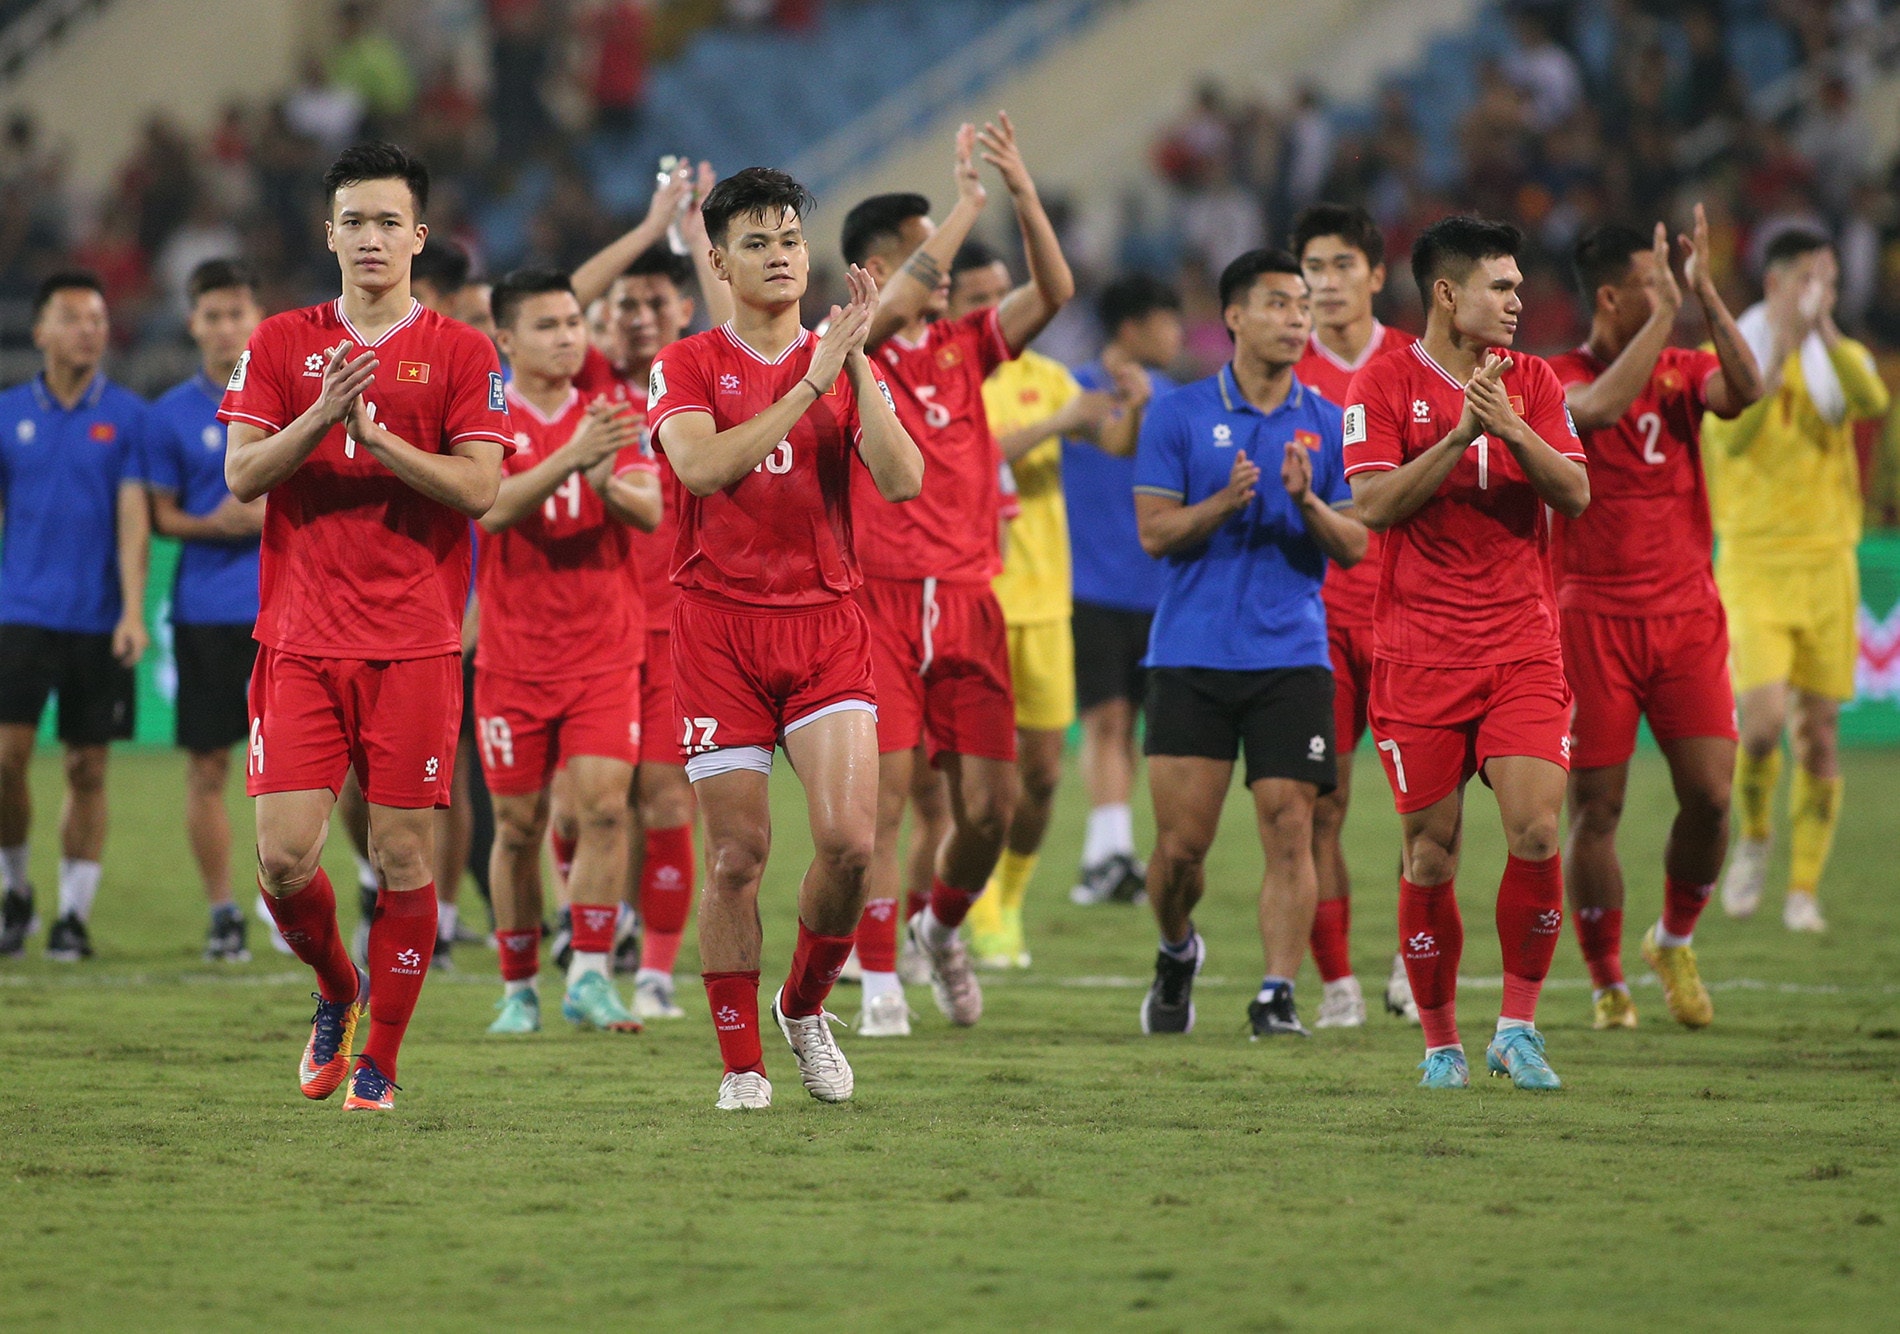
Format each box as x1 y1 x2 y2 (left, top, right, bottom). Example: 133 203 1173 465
1704 335 1890 555
987 351 1080 625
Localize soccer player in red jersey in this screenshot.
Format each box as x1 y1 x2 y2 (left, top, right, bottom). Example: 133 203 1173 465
1291 202 1419 1030
840 115 1074 1034
1549 209 1761 1031
647 169 922 1110
475 267 661 1037
1344 216 1590 1091
222 143 513 1113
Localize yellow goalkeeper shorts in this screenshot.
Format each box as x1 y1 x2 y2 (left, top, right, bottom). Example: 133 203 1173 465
1717 546 1859 701
1006 618 1075 733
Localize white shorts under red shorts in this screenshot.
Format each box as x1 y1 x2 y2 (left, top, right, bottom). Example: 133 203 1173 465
473 665 641 797
854 575 1016 763
1368 652 1572 814
1328 620 1375 754
637 627 678 767
1560 602 1736 770
671 595 877 759
246 647 461 809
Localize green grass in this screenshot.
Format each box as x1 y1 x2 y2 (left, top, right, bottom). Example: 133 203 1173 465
2 746 1897 1331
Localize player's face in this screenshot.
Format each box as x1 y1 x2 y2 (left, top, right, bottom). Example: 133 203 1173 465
326 178 427 294
946 261 1011 318
497 291 587 383
452 283 496 341
1766 248 1838 319
713 209 808 311
1225 272 1312 369
1300 237 1384 329
33 288 109 372
1607 250 1665 341
1442 254 1523 347
187 286 262 370
1123 309 1184 370
611 274 695 367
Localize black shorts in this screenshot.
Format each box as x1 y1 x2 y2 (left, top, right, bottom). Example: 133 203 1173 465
174 622 259 752
1144 665 1338 793
0 624 135 745
1072 601 1153 712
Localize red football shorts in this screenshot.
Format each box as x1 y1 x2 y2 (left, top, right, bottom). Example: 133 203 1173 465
246 647 461 809
854 576 1016 763
1561 603 1736 770
473 665 641 797
1328 619 1375 754
1368 652 1573 814
637 628 679 767
670 595 877 758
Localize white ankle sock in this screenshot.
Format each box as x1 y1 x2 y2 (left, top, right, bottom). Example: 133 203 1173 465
437 902 458 944
918 906 957 950
1496 1016 1534 1034
861 970 901 1001
567 950 609 986
505 977 537 998
353 854 378 894
57 858 101 922
1654 921 1692 948
1 843 28 896
1083 803 1132 867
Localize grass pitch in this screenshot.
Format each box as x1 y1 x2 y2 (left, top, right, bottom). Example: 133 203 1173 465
2 746 1896 1331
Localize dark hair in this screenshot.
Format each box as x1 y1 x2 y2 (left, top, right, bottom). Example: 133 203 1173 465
186 258 258 304
1217 248 1304 314
622 243 694 289
1291 202 1385 269
841 192 931 266
322 141 430 216
33 269 104 317
1763 227 1832 269
1410 215 1522 306
1570 222 1650 300
700 167 816 248
1097 272 1182 333
490 267 576 329
951 238 1003 278
410 239 471 293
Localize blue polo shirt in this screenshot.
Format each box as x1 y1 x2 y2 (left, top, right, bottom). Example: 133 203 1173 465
0 373 153 634
1063 363 1176 613
1132 364 1348 672
146 371 260 626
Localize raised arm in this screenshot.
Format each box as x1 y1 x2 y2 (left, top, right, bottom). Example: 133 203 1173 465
995 389 1116 463
981 112 1075 354
1565 223 1682 432
571 163 695 310
113 480 150 666
866 126 987 350
1680 203 1763 419
1091 355 1154 458
680 162 734 328
481 401 636 532
225 343 379 501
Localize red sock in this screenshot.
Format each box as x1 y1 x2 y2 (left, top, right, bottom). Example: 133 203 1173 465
549 828 577 884
496 927 541 982
1496 854 1564 1024
1573 906 1625 989
263 868 358 1002
781 921 855 1018
905 888 929 921
854 897 898 972
1661 875 1712 939
703 970 764 1075
638 824 694 973
927 876 979 930
570 901 617 956
1309 896 1352 983
360 885 438 1082
1398 876 1463 1050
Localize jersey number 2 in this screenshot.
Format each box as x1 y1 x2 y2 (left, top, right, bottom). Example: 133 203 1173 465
1636 411 1665 464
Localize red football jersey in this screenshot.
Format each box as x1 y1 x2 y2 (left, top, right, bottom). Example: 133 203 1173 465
475 382 655 681
853 307 1013 581
1547 345 1723 617
575 348 678 631
1343 341 1586 667
1297 322 1416 630
219 299 513 659
646 324 880 608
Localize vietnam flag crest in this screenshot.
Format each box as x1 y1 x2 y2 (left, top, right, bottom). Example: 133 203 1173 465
397 361 431 385
1294 429 1321 452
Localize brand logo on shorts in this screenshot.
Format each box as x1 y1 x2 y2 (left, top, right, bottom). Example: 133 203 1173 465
1560 735 1572 761
1412 399 1432 423
1405 931 1437 958
1212 422 1233 447
424 756 440 780
1534 909 1563 934
1308 735 1326 760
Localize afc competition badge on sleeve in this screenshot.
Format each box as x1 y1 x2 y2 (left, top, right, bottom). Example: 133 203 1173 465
648 360 667 403
1343 403 1367 446
227 349 250 392
488 371 505 412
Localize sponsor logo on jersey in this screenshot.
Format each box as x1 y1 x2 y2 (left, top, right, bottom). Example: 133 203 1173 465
1343 404 1367 444
303 352 327 378
228 349 250 391
1411 399 1431 423
16 419 33 443
718 372 740 393
1212 422 1233 446
397 360 430 384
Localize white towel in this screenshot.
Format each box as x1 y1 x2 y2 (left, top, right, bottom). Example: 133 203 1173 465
1736 302 1846 425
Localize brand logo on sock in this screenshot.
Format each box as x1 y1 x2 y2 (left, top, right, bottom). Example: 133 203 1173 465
654 866 682 889
714 1004 742 1029
1534 909 1563 933
395 947 423 973
578 906 616 933
281 928 310 945
864 898 895 921
1405 931 1437 958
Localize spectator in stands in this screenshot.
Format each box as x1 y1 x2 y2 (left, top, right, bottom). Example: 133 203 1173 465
583 0 651 135
1503 7 1582 131
328 0 417 132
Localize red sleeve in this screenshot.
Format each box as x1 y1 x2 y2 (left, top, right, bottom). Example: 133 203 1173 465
445 328 516 453
1672 346 1723 417
1525 357 1586 461
645 339 714 437
574 345 621 397
1546 350 1594 390
1342 364 1403 476
963 305 1012 377
612 442 658 477
218 321 291 432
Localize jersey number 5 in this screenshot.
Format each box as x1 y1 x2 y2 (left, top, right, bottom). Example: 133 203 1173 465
915 384 952 430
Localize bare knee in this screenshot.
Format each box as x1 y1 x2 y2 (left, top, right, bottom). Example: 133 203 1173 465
1505 812 1562 862
186 752 230 799
257 830 325 893
64 747 108 796
813 825 874 894
1311 790 1346 846
1153 829 1212 883
1570 788 1623 842
706 831 769 896
370 825 430 888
